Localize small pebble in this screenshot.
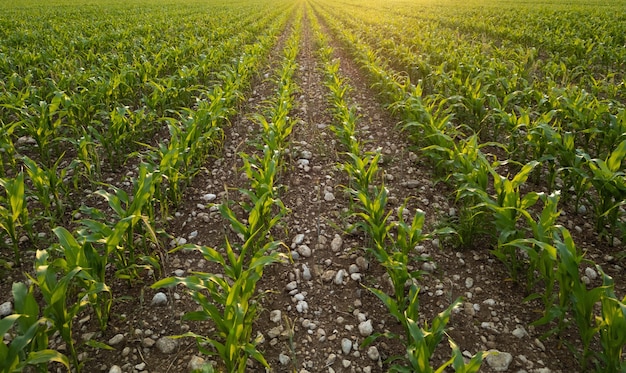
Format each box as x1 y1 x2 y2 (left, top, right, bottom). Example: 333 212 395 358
188 356 206 371
341 338 352 355
151 292 168 306
298 245 312 258
279 353 291 365
0 302 12 317
156 336 179 354
270 310 282 323
358 320 373 337
108 334 124 346
367 346 380 361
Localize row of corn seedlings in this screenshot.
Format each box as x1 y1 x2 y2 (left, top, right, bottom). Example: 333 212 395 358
0 7 294 372
151 9 303 373
0 0 292 266
313 0 626 245
307 7 485 372
0 4 290 178
312 2 626 371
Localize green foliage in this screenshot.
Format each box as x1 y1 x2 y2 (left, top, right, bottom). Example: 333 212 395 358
0 172 31 266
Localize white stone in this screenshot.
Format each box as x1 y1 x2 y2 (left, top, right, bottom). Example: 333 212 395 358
156 336 179 354
341 338 352 355
188 356 206 371
334 270 346 285
0 302 12 317
584 267 598 281
350 273 362 281
292 234 305 246
485 350 513 372
324 192 335 202
331 234 343 252
169 237 187 247
108 334 125 345
356 256 369 271
367 346 380 361
512 326 528 339
188 230 198 240
465 277 474 289
108 365 122 373
270 310 282 323
296 300 308 313
422 261 436 272
300 150 313 159
268 326 283 338
302 264 312 280
483 298 496 306
279 353 291 365
151 292 168 306
297 245 312 257
201 193 216 202
359 320 373 337
285 281 298 291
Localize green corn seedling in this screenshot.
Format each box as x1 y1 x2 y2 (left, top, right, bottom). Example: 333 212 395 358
597 268 626 373
0 172 31 266
52 227 112 331
152 239 285 372
21 91 70 165
583 139 626 242
28 249 109 372
0 282 70 373
22 155 67 223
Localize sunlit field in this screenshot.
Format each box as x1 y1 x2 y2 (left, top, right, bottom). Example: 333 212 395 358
1 0 625 371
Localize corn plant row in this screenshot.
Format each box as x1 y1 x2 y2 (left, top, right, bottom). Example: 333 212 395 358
307 7 485 372
317 0 625 99
0 2 292 266
150 9 303 373
0 3 291 175
312 4 626 370
0 7 295 372
314 0 626 244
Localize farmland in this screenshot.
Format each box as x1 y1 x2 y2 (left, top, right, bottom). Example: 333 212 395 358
0 0 625 371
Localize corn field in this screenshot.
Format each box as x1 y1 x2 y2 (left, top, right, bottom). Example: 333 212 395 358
0 0 624 372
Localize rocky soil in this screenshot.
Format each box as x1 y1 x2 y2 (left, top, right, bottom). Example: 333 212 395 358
1 3 624 373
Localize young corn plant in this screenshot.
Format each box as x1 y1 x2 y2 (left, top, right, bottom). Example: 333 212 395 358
22 155 68 224
84 163 159 280
67 126 101 187
596 269 626 373
462 160 540 278
0 121 19 175
530 227 603 369
52 227 113 331
502 192 562 314
0 172 32 266
28 249 109 372
0 282 70 373
21 91 70 165
153 239 285 372
582 139 626 243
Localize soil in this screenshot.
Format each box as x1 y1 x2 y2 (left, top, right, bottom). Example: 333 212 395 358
0 2 624 373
